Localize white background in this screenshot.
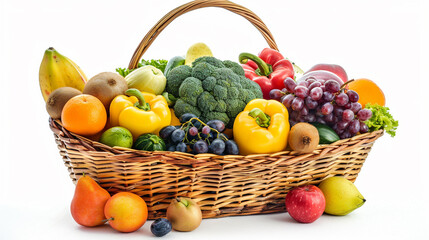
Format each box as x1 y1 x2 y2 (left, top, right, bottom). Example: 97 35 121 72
1 0 428 239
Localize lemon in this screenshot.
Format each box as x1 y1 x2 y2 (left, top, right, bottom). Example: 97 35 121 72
318 177 366 216
100 126 133 148
185 42 213 66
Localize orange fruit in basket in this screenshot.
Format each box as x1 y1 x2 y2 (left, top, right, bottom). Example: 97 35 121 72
347 78 385 107
61 94 107 136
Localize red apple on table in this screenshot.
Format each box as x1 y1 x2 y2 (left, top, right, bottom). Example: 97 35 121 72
285 185 326 223
305 63 348 83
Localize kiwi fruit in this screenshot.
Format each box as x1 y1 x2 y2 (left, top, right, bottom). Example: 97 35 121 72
288 122 319 153
83 72 128 112
46 87 82 119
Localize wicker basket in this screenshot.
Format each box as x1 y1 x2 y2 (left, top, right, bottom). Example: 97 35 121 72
50 0 384 219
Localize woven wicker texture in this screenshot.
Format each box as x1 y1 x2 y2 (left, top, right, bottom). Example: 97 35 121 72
50 119 383 219
50 0 384 219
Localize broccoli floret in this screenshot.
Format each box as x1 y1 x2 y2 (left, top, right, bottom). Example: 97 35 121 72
202 76 217 91
215 99 227 112
241 89 258 103
223 60 245 76
179 77 203 98
166 65 192 97
197 91 217 112
238 76 263 99
192 62 216 80
226 99 247 118
201 112 229 126
213 85 228 100
174 99 201 117
215 68 240 85
237 89 249 102
224 99 247 128
165 56 263 127
227 87 239 99
178 77 203 106
192 56 225 68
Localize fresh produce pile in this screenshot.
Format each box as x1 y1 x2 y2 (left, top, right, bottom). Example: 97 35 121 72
40 41 398 235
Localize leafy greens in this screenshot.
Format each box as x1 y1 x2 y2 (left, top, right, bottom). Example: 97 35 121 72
116 59 168 77
364 103 398 137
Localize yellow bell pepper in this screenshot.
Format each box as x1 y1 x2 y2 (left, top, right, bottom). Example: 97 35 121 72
233 99 290 155
109 88 171 138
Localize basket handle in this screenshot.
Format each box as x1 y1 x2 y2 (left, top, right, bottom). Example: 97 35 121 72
128 0 278 69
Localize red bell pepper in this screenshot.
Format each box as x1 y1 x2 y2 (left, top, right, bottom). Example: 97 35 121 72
239 48 294 99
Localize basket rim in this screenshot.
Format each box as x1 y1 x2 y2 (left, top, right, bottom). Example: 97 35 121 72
49 118 384 162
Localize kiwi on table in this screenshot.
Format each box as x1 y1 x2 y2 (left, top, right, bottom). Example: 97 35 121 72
83 72 128 112
46 87 82 119
288 122 319 153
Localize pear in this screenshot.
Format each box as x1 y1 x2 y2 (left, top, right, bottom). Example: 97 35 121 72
184 42 213 66
318 177 366 216
70 175 111 227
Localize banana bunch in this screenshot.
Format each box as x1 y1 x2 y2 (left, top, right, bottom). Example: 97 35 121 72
39 47 87 101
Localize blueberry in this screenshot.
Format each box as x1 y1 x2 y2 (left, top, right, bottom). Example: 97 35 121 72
170 129 185 143
151 218 172 237
206 120 226 132
167 145 176 152
193 140 209 154
191 118 202 129
175 142 187 152
179 113 197 123
159 125 177 140
225 140 239 155
209 139 226 155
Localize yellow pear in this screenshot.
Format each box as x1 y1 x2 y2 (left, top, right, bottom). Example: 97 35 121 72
185 42 213 66
318 177 366 216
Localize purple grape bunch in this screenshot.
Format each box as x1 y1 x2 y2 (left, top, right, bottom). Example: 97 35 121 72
269 76 373 139
159 113 239 155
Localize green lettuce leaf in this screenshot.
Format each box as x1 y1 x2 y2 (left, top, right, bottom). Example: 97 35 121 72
116 59 168 77
364 103 398 137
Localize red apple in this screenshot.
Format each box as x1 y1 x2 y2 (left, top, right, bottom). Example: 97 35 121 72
285 185 325 223
305 63 348 83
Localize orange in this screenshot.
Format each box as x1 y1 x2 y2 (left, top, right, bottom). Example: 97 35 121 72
61 94 107 136
348 78 385 107
104 192 148 233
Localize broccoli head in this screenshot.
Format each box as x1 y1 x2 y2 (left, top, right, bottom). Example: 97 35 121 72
166 65 192 97
178 77 204 106
166 56 263 127
174 99 201 117
223 60 245 76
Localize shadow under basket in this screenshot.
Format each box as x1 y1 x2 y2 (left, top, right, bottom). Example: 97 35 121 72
50 118 383 219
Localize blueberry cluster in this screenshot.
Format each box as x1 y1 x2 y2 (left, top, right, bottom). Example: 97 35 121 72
159 113 239 155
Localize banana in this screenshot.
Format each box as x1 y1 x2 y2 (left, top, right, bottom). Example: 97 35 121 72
39 47 87 102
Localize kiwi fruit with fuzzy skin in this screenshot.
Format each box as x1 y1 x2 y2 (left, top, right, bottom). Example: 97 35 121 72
46 87 82 119
83 72 128 112
288 123 319 153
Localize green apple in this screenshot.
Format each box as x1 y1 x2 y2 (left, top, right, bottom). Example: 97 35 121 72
166 197 202 232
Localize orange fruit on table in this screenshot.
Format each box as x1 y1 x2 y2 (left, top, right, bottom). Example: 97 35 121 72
347 78 385 107
104 192 148 233
61 94 107 136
